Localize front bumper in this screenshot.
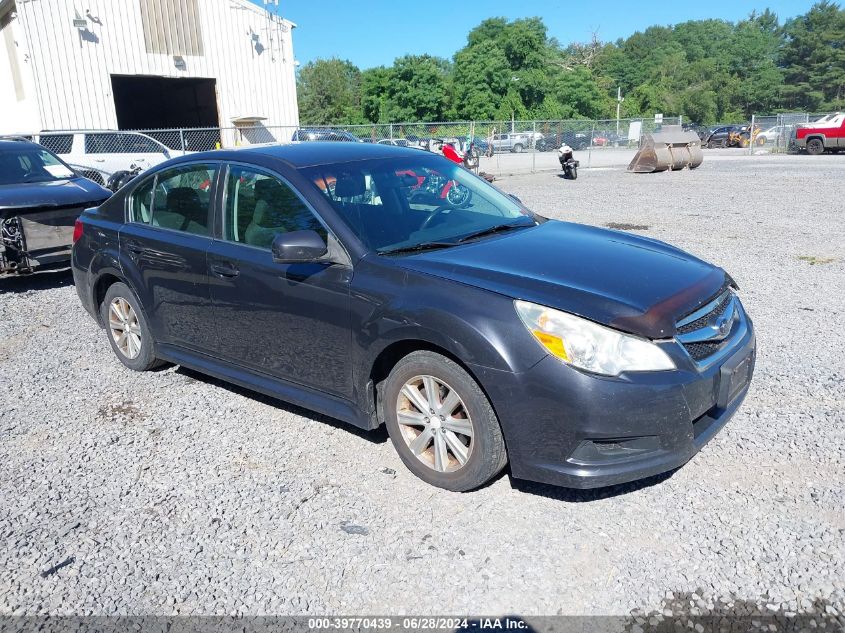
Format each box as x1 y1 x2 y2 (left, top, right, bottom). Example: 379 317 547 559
472 312 756 489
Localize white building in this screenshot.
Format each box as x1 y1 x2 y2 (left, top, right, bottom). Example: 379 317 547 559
0 0 299 137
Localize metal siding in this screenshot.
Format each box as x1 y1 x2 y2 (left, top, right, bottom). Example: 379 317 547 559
7 0 298 133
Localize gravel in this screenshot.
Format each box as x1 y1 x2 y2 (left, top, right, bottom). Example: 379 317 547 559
1 153 843 618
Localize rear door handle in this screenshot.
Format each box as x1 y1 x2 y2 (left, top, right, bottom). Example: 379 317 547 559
124 240 147 255
210 261 240 278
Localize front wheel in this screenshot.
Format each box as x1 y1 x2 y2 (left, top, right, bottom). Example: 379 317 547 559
100 282 161 371
569 165 578 180
806 138 825 155
512 143 523 153
383 351 507 491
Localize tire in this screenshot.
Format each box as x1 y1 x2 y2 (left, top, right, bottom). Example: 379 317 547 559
806 138 824 155
512 143 523 153
100 282 161 371
570 165 578 180
382 351 507 492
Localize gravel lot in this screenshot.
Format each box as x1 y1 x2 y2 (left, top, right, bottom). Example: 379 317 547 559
1 153 843 619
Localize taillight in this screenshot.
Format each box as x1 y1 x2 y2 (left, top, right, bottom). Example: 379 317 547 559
72 218 83 243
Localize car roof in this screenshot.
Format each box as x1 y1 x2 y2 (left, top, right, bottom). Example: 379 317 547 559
0 138 41 151
173 142 428 168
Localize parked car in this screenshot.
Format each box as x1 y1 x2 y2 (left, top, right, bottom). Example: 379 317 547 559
34 130 182 185
377 138 413 147
754 125 792 145
72 142 755 492
1 138 110 276
489 132 536 153
794 112 845 154
703 125 746 148
536 132 591 152
291 128 363 143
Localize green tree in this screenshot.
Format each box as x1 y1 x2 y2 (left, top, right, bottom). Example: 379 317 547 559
360 66 392 123
551 67 612 119
452 40 511 120
296 58 364 125
384 55 451 121
781 1 845 110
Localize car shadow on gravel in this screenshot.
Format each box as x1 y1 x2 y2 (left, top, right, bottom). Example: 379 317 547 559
0 267 73 294
174 366 389 444
508 468 678 502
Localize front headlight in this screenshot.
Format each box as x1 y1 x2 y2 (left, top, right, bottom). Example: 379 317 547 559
514 300 676 376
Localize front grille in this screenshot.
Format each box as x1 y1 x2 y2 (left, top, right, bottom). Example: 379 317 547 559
676 281 740 364
684 341 724 361
678 291 732 335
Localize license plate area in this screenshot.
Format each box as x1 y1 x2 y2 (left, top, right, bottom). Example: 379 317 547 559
717 346 755 408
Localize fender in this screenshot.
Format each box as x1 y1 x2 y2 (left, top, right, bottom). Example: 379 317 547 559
349 257 547 416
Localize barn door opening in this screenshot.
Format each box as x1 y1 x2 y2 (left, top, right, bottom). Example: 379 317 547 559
111 75 220 150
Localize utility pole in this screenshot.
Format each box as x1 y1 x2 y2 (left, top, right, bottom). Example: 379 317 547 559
616 87 624 136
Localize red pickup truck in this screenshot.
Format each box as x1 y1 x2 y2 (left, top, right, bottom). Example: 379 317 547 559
795 112 845 154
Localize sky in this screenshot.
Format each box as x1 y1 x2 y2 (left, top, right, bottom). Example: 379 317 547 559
253 0 820 69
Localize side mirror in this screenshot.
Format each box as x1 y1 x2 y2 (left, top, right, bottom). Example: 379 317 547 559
271 230 328 263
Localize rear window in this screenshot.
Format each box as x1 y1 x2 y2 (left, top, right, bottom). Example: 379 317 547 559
39 134 73 155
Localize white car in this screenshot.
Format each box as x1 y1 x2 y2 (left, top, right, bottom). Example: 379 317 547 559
34 131 187 185
377 138 412 147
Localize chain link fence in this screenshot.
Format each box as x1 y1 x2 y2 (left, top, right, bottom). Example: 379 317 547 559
8 112 838 185
747 112 839 154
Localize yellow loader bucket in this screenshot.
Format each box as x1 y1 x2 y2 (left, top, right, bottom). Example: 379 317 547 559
628 125 704 173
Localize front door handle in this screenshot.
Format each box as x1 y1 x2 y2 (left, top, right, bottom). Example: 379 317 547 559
210 261 240 278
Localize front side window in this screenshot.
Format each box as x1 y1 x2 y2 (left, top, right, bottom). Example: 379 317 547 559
223 166 327 249
129 164 215 235
300 155 534 253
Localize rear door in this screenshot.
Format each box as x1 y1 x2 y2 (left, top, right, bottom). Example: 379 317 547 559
119 162 219 352
205 162 353 398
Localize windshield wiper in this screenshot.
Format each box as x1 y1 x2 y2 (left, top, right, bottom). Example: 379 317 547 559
378 241 458 255
455 220 535 243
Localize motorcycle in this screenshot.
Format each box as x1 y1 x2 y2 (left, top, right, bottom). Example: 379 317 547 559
106 162 143 192
558 144 579 180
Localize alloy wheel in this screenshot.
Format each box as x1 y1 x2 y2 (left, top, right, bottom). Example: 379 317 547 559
108 297 142 359
396 375 474 473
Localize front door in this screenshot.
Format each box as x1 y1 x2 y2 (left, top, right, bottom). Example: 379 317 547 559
206 164 353 399
119 162 218 352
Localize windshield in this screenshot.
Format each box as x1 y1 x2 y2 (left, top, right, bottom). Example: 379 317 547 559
0 147 76 185
299 155 535 253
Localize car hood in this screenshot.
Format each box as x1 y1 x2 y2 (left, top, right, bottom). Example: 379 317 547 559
394 220 727 338
0 177 110 212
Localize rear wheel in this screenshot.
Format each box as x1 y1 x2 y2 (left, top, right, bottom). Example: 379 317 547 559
383 351 507 491
806 138 825 155
100 282 161 371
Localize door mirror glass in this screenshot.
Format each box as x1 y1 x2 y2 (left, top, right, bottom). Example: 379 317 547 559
271 230 328 263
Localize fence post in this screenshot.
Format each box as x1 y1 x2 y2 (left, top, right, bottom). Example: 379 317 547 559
588 121 595 168
179 129 185 152
532 120 536 173
389 123 394 141
749 114 755 155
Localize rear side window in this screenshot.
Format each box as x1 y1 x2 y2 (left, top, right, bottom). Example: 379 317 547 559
129 164 215 235
223 166 326 249
39 134 73 155
131 177 155 224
